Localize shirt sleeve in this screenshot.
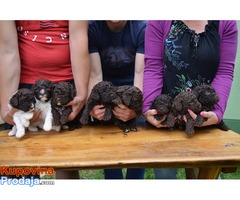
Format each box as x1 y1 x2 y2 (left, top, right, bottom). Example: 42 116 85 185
143 20 166 113
88 21 100 54
135 21 147 54
211 20 238 121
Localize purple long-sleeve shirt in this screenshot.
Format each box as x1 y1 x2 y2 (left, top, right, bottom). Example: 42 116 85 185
143 20 238 121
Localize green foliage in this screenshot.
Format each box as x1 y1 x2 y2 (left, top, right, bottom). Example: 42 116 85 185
220 167 240 179
80 170 104 179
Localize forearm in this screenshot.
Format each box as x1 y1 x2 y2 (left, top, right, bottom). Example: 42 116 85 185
0 21 20 122
88 53 103 97
143 21 165 113
134 53 144 91
72 56 90 108
69 20 90 109
211 20 238 121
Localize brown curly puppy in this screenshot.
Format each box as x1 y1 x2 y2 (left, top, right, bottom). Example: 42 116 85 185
193 84 229 131
167 91 202 135
113 85 143 133
80 81 120 125
51 81 76 127
150 94 173 125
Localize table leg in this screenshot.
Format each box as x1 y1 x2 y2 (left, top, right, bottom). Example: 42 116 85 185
186 168 222 179
198 167 222 179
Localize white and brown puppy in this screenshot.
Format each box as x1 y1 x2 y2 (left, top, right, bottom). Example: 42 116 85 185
28 79 54 132
8 88 36 138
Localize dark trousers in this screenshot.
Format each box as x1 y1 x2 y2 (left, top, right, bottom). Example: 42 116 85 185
104 168 145 179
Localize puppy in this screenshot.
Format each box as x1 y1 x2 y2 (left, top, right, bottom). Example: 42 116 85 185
8 88 36 138
113 85 143 133
51 81 76 131
28 79 54 132
80 81 119 125
150 94 173 125
167 91 202 135
193 84 229 131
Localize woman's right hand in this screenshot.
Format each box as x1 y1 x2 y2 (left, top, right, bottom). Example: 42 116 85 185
90 105 106 121
2 108 18 125
2 108 41 125
143 109 167 128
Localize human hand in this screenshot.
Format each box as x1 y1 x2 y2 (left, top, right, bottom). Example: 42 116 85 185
1 107 40 125
1 108 18 125
29 109 41 123
89 104 106 121
187 109 219 127
113 104 136 122
66 96 85 121
143 109 167 128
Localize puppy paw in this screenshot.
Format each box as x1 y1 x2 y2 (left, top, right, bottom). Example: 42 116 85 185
130 126 137 132
28 126 38 132
80 116 89 125
103 114 111 121
43 122 52 132
62 125 69 130
8 130 16 136
16 130 26 138
52 125 61 132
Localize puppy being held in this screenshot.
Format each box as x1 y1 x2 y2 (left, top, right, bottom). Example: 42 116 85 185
8 88 36 138
150 94 173 126
112 85 143 133
28 79 54 132
51 81 76 131
193 84 229 131
80 81 118 125
167 90 202 135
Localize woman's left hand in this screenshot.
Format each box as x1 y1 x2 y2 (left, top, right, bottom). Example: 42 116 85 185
187 109 219 126
113 104 136 122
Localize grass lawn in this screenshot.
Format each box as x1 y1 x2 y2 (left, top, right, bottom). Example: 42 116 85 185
44 167 240 179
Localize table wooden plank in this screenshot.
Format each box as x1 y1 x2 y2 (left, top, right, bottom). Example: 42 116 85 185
1 124 240 170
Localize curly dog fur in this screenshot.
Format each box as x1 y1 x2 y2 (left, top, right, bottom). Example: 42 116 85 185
193 84 229 131
80 81 119 125
28 79 54 132
51 81 76 129
80 81 143 133
167 91 202 135
113 85 143 133
8 88 36 138
150 94 173 125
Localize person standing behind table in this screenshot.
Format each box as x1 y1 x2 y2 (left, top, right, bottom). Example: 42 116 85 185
0 20 90 179
143 20 238 179
88 20 146 179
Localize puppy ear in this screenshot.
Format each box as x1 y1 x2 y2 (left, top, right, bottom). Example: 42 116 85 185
89 90 100 101
122 91 132 106
9 92 19 108
66 83 76 99
52 83 57 91
71 88 77 99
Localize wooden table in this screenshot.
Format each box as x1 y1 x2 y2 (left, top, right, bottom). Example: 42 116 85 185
1 124 240 179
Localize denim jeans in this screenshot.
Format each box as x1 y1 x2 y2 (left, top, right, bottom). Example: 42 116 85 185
154 168 177 179
104 168 145 179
